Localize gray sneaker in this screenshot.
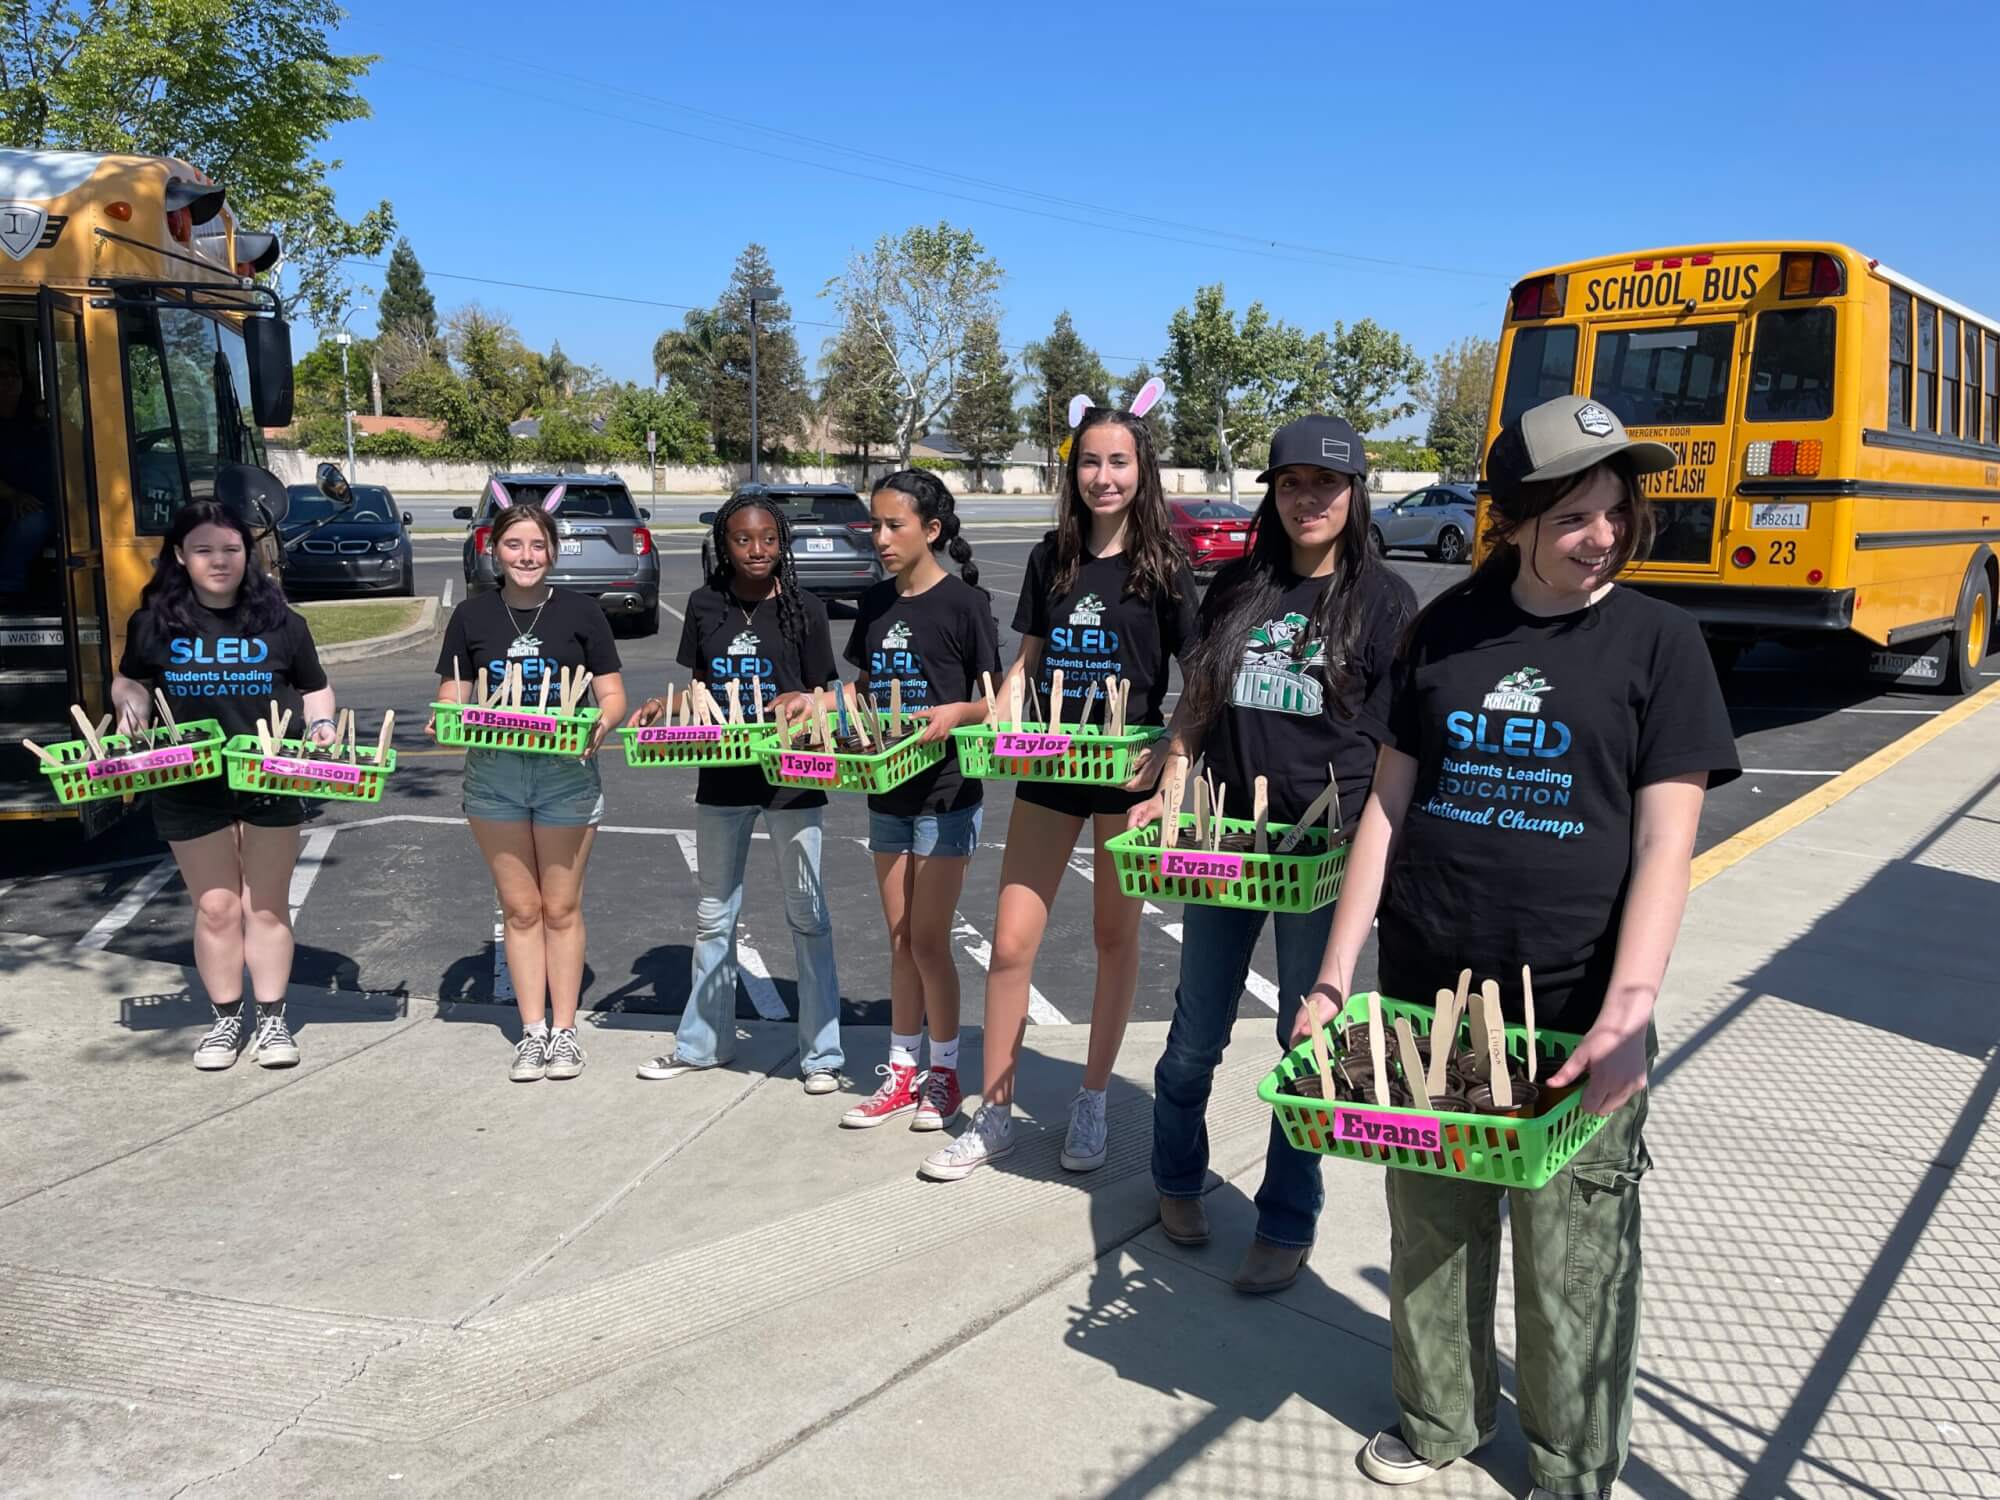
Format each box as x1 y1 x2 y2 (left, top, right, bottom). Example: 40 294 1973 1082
510 1033 548 1082
1359 1426 1497 1486
192 1009 244 1071
1059 1088 1109 1171
251 1008 299 1068
918 1103 1015 1181
545 1027 585 1080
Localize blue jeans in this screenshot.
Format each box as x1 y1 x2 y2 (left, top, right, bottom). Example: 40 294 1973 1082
675 802 843 1075
1152 900 1335 1249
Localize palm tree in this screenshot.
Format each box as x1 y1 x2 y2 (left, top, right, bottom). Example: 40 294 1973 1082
652 310 729 450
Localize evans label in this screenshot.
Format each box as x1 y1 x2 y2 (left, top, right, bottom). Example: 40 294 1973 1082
1335 1105 1442 1154
638 725 723 743
1161 849 1244 881
87 745 195 778
464 709 559 732
263 757 364 784
995 731 1071 757
779 752 837 781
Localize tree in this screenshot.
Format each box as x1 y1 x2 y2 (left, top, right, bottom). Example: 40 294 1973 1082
1161 284 1303 502
395 363 509 463
0 0 394 328
653 307 728 447
1019 310 1110 469
712 244 809 462
377 236 438 343
1322 318 1428 434
1425 335 1499 481
824 221 1003 464
821 315 900 477
446 304 539 422
949 318 1018 491
292 336 374 421
1117 360 1171 460
602 383 710 464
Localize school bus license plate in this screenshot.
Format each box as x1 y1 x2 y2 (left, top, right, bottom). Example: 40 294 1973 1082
1750 502 1808 530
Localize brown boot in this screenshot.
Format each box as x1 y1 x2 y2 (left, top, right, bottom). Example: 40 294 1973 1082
1231 1237 1309 1294
1157 1194 1210 1246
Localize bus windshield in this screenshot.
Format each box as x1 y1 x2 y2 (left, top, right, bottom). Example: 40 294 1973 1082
121 301 267 535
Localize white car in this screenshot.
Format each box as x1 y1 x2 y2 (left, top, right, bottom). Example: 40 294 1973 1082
1371 484 1477 563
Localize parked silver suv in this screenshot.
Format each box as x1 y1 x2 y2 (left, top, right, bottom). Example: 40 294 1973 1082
1370 483 1477 564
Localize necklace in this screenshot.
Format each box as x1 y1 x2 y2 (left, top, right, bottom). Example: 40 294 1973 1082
503 586 552 646
729 585 773 632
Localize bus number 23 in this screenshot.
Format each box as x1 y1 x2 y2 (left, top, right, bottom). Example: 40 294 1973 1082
1767 539 1797 565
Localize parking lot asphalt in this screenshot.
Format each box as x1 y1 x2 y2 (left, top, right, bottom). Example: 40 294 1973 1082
4 533 1992 1038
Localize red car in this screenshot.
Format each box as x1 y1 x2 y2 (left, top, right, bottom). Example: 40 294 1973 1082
1170 500 1257 575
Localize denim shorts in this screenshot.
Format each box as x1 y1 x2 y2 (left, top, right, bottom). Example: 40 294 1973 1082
867 804 982 858
463 746 604 827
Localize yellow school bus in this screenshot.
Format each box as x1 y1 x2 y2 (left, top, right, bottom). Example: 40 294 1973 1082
0 148 298 826
1483 242 1997 692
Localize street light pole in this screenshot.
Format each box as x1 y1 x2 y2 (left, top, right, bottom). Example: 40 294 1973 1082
745 284 778 485
336 330 356 477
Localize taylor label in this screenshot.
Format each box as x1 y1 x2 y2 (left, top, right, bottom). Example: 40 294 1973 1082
263 757 364 785
464 710 558 732
1161 849 1244 881
779 752 837 782
995 731 1071 757
1335 1105 1442 1154
638 725 723 743
87 745 194 778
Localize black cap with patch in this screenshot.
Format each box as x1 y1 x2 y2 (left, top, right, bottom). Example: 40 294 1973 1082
1256 414 1367 483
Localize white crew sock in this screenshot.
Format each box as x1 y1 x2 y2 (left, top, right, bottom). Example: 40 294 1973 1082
889 1032 922 1069
930 1034 960 1071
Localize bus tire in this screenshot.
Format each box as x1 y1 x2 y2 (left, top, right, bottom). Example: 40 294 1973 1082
1942 552 1995 695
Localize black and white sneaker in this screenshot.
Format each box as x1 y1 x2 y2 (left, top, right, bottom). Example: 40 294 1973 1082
1359 1426 1496 1486
510 1033 549 1082
192 1010 245 1071
545 1027 585 1080
252 1009 300 1068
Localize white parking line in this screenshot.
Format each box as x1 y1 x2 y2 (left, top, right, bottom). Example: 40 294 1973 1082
671 831 787 1020
491 906 515 1002
1742 768 1841 777
949 909 1066 1025
288 827 337 924
76 856 178 951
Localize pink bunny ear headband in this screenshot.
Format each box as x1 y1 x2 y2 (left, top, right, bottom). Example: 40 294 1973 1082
1068 376 1165 430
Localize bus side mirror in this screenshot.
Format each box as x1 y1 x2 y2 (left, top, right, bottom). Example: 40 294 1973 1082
244 316 295 428
217 461 290 528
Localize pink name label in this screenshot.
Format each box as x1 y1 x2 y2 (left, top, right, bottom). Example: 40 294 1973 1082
638 725 723 744
464 709 558 733
87 745 195 778
779 752 837 781
1161 849 1244 881
263 757 364 785
995 731 1071 757
1334 1105 1443 1154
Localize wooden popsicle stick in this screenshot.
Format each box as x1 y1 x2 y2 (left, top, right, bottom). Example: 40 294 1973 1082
375 710 394 767
1274 779 1337 854
726 677 742 726
1117 679 1131 737
1396 1016 1432 1111
1521 964 1538 1083
1048 669 1064 735
815 690 834 750
572 672 593 713
891 677 904 739
1193 775 1210 847
476 667 488 708
536 667 551 713
1161 757 1187 849
70 704 105 759
1368 993 1389 1105
1327 761 1341 838
1007 671 1024 732
1485 987 1513 1109
980 670 996 726
1025 674 1042 726
348 708 360 763
751 672 765 723
273 708 292 749
1427 986 1457 1099
847 684 872 748
21 739 60 768
1464 978 1488 1084
1210 782 1227 850
1253 775 1269 854
1308 1003 1337 1102
1077 679 1099 732
153 688 179 742
451 656 463 705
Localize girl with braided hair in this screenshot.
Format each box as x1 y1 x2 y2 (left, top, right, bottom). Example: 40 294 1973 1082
627 491 845 1093
839 469 1001 1133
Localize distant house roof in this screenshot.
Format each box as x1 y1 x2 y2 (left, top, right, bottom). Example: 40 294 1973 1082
355 415 443 441
913 430 1049 466
508 415 607 440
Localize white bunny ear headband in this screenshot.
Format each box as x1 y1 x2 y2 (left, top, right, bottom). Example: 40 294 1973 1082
1068 376 1165 430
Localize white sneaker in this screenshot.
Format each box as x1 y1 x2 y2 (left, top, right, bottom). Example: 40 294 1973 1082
918 1103 1015 1181
1060 1088 1109 1171
636 1053 713 1080
802 1070 840 1095
192 1009 244 1071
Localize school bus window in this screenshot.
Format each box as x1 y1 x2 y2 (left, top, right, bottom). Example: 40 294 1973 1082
1499 325 1577 426
120 305 229 535
1984 334 1998 443
1589 325 1734 427
1964 324 1984 444
1642 499 1718 566
1888 287 1912 429
1746 308 1836 422
1914 301 1937 433
1941 313 1962 438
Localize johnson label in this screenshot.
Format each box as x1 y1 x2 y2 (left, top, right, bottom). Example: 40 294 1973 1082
263 757 364 785
779 752 838 782
87 745 195 778
1335 1105 1442 1154
1161 849 1244 881
995 731 1071 757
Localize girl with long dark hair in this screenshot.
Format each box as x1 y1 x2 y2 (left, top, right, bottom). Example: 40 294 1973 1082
1305 396 1738 1497
921 401 1198 1181
840 469 1000 1135
110 501 338 1071
1134 415 1414 1292
629 492 845 1093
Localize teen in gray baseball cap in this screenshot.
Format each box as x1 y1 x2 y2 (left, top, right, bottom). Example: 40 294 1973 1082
1484 394 1675 491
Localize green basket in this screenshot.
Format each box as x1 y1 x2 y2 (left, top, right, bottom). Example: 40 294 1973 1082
36 719 227 805
1261 993 1604 1189
223 735 399 802
1103 813 1348 912
755 730 945 795
618 720 776 769
952 722 1163 785
432 701 600 757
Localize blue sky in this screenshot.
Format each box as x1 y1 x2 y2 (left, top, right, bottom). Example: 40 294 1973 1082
314 0 2000 430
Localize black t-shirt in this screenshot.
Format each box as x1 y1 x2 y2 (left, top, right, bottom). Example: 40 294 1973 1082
843 573 1002 816
120 600 329 742
676 583 837 810
1197 564 1414 827
435 588 621 709
1012 538 1199 728
1378 579 1741 1033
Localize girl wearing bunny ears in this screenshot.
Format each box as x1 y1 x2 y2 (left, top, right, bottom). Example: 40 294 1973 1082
921 380 1199 1181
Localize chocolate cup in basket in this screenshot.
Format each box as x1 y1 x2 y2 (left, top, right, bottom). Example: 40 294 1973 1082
1400 1038 1460 1092
1463 1080 1541 1152
1431 1092 1473 1171
1281 1068 1341 1147
1283 1071 1336 1101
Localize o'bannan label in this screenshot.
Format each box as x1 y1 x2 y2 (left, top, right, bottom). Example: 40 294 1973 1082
779 752 837 782
1334 1105 1441 1153
995 731 1071 757
465 709 559 732
1161 849 1244 881
638 726 723 743
87 745 195 779
263 757 364 785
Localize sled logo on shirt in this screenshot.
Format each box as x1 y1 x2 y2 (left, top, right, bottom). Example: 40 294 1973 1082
726 629 761 658
1482 667 1550 715
1069 592 1106 627
1230 612 1325 716
881 621 913 651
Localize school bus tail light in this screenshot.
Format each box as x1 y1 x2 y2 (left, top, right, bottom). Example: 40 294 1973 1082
1807 568 1825 584
1745 439 1822 477
1780 252 1844 299
1510 274 1567 320
1732 546 1756 568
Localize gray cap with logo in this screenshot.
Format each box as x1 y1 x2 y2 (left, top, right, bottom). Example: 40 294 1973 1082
1484 394 1677 493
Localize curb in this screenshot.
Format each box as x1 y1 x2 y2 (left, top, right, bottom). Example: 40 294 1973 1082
313 596 441 665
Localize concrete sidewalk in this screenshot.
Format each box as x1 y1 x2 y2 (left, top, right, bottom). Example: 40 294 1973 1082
3 690 1997 1498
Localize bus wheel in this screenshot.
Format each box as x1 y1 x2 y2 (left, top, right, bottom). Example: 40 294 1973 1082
1942 558 1994 695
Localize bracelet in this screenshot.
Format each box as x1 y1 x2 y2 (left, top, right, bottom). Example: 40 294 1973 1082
307 717 337 732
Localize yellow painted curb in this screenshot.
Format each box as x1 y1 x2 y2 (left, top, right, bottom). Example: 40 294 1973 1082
1689 674 2000 890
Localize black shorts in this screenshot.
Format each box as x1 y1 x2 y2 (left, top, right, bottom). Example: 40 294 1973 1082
150 784 309 844
1014 779 1150 821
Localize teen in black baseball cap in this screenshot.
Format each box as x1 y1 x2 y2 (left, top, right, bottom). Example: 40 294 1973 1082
1255 413 1368 482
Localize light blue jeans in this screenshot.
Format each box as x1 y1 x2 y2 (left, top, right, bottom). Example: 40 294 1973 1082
674 802 843 1075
